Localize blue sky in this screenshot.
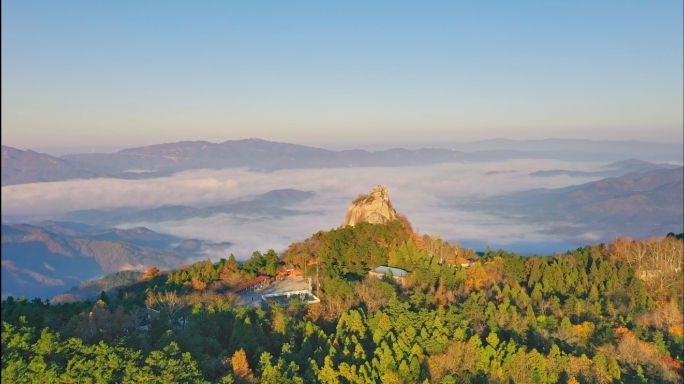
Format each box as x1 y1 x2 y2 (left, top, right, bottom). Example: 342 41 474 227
2 1 682 150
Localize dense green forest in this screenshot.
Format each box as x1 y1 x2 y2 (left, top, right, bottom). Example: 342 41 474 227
2 221 682 383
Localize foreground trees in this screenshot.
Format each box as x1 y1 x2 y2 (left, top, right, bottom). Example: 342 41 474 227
608 236 683 295
2 322 207 383
2 225 683 383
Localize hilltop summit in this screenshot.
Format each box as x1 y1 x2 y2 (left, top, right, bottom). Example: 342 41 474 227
343 186 398 227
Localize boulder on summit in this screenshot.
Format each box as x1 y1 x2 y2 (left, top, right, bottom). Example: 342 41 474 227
343 186 398 227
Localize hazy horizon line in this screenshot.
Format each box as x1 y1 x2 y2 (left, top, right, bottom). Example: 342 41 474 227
5 136 684 157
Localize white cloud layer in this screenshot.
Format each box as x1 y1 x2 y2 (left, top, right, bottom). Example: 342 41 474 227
3 160 607 259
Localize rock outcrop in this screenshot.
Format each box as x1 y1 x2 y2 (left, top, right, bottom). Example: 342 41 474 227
343 186 398 226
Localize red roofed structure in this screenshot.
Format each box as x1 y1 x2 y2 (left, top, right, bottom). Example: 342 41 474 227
229 276 271 294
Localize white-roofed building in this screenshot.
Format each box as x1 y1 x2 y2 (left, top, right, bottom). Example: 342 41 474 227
368 265 409 281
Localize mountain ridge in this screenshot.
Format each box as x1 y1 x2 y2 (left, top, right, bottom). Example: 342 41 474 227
6 138 680 186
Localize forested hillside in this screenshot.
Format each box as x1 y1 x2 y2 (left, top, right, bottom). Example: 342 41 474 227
1 223 194 300
1 222 682 383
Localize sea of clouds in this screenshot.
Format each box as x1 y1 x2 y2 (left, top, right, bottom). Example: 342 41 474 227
2 159 608 259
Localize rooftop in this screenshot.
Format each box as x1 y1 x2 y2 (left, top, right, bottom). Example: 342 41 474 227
370 265 409 277
229 275 271 293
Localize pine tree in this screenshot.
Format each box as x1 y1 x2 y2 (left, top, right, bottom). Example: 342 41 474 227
230 315 259 359
259 352 279 384
99 291 109 305
203 259 216 281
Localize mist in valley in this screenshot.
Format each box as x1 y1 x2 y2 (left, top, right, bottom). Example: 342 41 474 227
3 159 616 261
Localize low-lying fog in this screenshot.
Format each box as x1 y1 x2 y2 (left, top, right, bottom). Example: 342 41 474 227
2 159 609 259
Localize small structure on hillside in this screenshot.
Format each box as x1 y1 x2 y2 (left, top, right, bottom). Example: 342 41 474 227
460 258 473 268
143 307 160 319
368 266 409 281
230 276 272 294
137 306 188 331
136 307 161 331
262 290 320 307
277 265 303 279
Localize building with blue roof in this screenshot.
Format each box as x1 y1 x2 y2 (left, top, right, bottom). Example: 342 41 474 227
368 265 409 280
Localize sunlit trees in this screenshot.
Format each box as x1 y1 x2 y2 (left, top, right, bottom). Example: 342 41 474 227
143 267 161 281
354 277 395 314
422 233 455 265
231 349 254 384
609 236 684 295
2 230 684 383
220 254 239 280
241 249 280 277
465 262 493 290
148 291 187 329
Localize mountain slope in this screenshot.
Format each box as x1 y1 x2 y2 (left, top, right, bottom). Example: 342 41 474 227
1 146 103 186
1 146 175 186
51 270 145 303
1 223 196 299
34 221 183 248
458 167 684 240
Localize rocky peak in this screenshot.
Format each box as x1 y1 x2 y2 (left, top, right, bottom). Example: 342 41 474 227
343 186 398 227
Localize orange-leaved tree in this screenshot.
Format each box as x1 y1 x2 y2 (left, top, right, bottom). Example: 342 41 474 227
231 349 254 384
465 263 493 290
143 267 161 281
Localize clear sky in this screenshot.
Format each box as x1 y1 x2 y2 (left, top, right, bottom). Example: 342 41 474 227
2 1 682 151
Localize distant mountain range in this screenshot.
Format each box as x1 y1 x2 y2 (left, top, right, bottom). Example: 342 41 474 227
57 188 316 226
4 138 681 186
2 145 173 186
530 159 681 178
1 222 229 300
2 146 104 185
455 166 684 241
351 138 683 161
446 138 683 159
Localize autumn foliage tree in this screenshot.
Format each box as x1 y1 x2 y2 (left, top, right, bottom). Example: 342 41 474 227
609 236 683 297
2 229 684 383
231 349 254 384
465 262 493 290
191 277 207 291
220 254 239 280
422 233 459 265
143 267 161 281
